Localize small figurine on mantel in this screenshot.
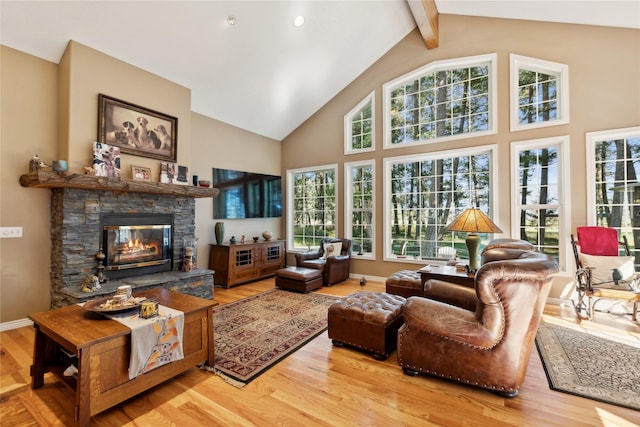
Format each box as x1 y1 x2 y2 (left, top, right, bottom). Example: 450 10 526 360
29 154 50 172
81 274 101 293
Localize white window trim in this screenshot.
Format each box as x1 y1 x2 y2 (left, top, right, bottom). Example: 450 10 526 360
286 163 339 252
344 91 375 155
382 53 498 150
344 159 376 260
383 144 500 263
509 54 569 132
586 126 640 225
510 135 571 272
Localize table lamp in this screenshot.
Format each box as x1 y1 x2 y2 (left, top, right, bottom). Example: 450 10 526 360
444 207 502 271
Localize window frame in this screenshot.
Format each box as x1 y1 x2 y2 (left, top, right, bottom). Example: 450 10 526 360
344 91 375 155
586 127 640 248
382 53 498 149
286 164 339 252
383 144 500 263
344 159 376 260
510 135 571 272
509 54 569 132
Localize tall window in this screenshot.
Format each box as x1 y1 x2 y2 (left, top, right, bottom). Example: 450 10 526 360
345 92 375 154
510 54 569 131
345 160 375 259
587 127 640 262
511 136 570 270
287 165 338 251
383 54 497 148
384 146 498 262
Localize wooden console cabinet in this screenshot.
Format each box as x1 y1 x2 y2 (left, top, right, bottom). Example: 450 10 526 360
209 240 285 288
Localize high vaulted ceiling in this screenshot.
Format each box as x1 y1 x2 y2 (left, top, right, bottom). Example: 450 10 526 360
1 1 638 141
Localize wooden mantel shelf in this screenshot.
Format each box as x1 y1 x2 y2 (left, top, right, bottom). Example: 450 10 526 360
20 170 219 198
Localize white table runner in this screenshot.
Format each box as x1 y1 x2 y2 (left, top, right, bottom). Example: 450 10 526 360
105 305 185 379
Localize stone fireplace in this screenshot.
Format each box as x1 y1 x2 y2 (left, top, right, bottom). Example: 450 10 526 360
41 183 214 307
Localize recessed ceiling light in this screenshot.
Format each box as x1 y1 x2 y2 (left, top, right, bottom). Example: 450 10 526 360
293 16 305 27
227 15 237 26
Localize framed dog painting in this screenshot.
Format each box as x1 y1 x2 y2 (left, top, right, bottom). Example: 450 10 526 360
98 94 177 162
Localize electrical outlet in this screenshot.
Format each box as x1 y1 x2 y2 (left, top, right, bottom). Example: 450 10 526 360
0 227 23 238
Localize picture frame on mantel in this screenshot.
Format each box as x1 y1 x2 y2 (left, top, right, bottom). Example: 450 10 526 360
98 94 177 162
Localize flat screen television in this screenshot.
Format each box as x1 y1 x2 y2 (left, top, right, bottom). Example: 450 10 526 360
212 168 282 219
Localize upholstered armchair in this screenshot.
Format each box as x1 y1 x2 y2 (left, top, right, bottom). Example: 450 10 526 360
397 249 558 397
295 238 352 286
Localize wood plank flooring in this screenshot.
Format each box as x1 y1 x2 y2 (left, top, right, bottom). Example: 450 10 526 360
1 278 639 426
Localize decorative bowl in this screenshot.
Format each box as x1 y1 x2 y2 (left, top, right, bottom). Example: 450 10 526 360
198 180 211 188
253 236 260 242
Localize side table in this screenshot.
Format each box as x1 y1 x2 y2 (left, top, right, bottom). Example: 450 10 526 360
418 265 475 288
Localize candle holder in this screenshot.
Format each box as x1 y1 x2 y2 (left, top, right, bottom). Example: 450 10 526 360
96 248 108 283
183 238 198 272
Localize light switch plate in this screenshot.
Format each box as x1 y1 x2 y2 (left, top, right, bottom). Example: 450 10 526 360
0 227 23 238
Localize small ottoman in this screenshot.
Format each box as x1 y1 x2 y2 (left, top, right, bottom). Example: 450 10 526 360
275 267 323 293
328 291 406 360
386 270 423 298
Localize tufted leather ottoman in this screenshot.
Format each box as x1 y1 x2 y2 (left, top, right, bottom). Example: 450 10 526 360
275 267 323 293
328 291 406 360
385 270 423 298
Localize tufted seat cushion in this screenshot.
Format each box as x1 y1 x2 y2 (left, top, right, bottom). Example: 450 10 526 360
385 270 423 298
275 267 323 293
328 291 406 360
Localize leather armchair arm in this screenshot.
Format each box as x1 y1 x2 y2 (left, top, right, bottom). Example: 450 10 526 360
294 251 321 263
402 296 502 349
326 255 350 265
423 279 477 312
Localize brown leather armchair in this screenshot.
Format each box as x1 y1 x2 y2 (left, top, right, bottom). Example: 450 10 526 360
397 248 558 397
295 238 352 286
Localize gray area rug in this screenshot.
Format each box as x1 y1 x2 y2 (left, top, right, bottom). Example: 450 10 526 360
535 319 640 410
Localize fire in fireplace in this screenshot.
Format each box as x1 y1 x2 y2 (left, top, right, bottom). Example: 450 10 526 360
101 213 173 279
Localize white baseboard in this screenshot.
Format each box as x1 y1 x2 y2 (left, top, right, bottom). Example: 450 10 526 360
0 318 33 332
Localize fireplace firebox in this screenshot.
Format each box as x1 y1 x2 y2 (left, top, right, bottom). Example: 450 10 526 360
101 214 173 279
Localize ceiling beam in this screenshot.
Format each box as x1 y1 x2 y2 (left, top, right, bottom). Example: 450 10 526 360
407 0 439 49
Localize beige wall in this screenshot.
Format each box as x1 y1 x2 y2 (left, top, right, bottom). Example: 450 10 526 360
190 112 281 269
0 43 280 323
281 15 640 285
61 41 193 178
1 46 58 323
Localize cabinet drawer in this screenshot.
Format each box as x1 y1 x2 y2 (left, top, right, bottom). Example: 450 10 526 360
233 269 260 282
259 265 281 277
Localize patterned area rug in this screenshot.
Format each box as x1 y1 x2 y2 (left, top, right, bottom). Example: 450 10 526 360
210 289 338 387
535 319 640 410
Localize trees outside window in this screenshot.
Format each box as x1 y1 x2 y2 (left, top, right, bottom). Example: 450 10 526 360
510 54 569 132
384 146 498 262
511 136 570 270
383 54 497 149
345 160 375 259
345 92 375 154
287 165 338 251
587 127 640 264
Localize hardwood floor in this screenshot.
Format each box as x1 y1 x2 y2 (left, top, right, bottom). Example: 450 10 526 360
1 278 639 426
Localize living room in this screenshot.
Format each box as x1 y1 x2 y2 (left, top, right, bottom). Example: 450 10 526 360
1 1 639 425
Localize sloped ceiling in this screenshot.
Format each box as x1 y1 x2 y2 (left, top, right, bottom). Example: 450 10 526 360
1 1 638 141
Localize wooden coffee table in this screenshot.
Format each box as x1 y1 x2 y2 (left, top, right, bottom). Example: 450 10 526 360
29 288 216 427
